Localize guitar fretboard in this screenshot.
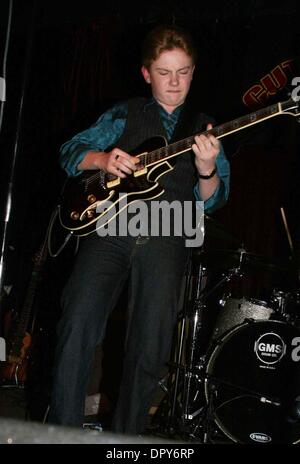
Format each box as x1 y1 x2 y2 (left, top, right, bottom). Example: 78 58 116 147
146 102 281 167
96 97 299 185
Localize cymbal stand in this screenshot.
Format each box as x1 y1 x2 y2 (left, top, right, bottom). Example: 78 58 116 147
151 252 202 438
163 252 195 436
181 261 207 438
198 266 244 301
180 264 243 440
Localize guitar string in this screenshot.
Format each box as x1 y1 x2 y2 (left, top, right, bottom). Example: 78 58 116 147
82 100 294 188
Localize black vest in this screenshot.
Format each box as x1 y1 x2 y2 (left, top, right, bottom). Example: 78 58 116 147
115 97 215 204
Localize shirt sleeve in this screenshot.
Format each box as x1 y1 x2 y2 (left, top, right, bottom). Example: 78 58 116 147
60 102 128 177
194 143 230 213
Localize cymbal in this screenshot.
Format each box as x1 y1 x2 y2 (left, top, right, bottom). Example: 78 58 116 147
204 215 242 244
197 248 289 273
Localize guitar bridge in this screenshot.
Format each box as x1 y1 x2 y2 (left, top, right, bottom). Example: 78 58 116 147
134 167 147 177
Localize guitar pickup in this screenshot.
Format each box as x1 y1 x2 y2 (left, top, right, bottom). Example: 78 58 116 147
106 167 147 187
107 178 121 188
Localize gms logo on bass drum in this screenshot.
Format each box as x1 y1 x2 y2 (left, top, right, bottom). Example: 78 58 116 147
254 332 286 365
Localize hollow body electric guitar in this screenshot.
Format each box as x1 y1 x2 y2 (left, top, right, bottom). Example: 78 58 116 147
58 98 300 236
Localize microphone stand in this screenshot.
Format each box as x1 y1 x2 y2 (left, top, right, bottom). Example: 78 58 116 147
0 1 37 323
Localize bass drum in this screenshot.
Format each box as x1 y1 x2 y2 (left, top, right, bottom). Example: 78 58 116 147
205 320 300 444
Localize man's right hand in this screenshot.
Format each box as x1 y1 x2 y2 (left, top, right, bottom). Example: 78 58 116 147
77 148 140 177
102 149 140 178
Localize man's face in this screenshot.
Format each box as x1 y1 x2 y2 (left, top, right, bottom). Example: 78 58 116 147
141 48 195 114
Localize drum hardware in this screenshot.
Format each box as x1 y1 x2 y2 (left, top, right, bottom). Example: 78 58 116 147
158 376 169 394
148 255 198 439
150 251 245 442
151 244 299 443
205 374 282 407
170 258 208 440
198 248 289 274
270 289 300 325
260 397 281 407
179 260 248 440
149 256 208 440
271 290 287 315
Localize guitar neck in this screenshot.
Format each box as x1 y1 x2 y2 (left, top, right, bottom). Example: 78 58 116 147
8 247 47 357
104 98 299 184
16 268 41 333
145 101 283 167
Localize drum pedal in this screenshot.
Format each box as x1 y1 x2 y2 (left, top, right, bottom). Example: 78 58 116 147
183 405 205 420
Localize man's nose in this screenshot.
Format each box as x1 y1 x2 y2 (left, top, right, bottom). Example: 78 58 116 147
169 73 179 85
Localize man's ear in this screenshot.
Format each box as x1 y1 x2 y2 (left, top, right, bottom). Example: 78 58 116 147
141 66 151 84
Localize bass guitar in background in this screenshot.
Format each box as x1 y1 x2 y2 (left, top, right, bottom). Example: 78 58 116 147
0 244 48 387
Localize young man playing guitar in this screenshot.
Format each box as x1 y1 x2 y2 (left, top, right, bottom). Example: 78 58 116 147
48 24 230 435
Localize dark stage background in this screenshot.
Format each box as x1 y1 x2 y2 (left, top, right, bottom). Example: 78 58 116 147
1 0 300 421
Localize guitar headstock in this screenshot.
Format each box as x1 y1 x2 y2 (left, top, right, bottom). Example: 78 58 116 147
281 97 300 118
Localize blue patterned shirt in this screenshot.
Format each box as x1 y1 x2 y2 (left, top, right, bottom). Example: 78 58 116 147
60 99 230 212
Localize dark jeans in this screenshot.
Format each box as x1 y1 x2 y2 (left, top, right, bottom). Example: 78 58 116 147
48 233 189 434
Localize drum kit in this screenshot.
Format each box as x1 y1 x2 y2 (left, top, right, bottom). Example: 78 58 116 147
151 221 300 444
